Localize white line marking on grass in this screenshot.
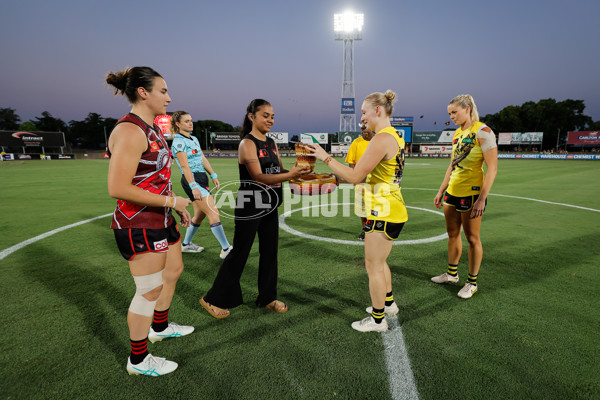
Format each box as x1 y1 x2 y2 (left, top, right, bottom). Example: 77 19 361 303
0 214 112 261
279 361 304 394
383 317 420 400
279 204 447 246
489 193 600 212
402 188 600 213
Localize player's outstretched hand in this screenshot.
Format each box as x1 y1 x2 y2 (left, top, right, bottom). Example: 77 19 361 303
289 161 312 179
305 143 329 161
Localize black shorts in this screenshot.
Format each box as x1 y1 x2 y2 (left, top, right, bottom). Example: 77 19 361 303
443 192 487 212
364 219 405 240
113 220 181 261
181 172 210 200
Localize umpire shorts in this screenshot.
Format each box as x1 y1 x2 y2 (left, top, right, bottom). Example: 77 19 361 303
181 172 211 200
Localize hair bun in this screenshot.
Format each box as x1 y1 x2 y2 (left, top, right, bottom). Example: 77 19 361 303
105 70 128 93
384 90 396 103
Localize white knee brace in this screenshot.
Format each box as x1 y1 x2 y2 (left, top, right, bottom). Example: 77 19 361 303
128 270 163 317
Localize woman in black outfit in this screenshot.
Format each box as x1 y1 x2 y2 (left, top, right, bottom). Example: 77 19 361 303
200 99 311 318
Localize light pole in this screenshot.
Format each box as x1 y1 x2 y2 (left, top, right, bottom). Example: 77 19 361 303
334 11 363 133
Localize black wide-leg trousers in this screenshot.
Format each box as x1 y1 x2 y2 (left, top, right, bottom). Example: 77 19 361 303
205 210 279 309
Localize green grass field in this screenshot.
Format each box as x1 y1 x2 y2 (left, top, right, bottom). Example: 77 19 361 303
1 158 599 400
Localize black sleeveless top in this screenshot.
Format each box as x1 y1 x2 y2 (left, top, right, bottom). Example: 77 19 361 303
237 134 283 212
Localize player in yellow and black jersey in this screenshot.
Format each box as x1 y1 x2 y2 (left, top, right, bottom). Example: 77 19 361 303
308 90 407 333
432 95 498 299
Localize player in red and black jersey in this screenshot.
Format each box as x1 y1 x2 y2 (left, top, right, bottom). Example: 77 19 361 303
106 67 193 376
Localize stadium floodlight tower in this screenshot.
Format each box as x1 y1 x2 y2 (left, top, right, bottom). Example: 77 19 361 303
334 11 363 133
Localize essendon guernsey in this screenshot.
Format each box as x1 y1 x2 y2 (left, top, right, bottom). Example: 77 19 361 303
110 113 174 229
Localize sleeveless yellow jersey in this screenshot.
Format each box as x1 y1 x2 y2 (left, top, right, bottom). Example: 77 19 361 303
447 121 489 197
356 127 408 223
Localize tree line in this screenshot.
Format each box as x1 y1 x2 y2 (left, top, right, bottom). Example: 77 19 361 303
2 98 599 150
481 99 599 149
0 108 235 150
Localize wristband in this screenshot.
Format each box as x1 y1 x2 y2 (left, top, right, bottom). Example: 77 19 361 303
173 196 177 209
165 196 175 208
163 196 168 207
323 156 333 166
189 182 200 190
210 173 218 179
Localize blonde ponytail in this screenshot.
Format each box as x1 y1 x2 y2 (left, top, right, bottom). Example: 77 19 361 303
449 94 479 122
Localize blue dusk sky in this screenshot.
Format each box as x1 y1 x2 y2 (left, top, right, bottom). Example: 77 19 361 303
1 0 598 134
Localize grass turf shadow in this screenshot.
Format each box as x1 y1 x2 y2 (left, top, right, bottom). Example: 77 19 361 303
21 243 130 360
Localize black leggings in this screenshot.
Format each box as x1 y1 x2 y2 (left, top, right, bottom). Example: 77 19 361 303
205 210 279 309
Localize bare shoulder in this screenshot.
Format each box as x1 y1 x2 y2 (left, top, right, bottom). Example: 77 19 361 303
374 129 400 149
372 130 397 144
238 137 258 163
108 122 147 154
362 130 397 161
238 137 257 152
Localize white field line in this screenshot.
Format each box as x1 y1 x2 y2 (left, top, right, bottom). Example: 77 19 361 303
278 204 447 246
402 188 600 213
3 190 595 262
383 317 420 400
0 213 112 261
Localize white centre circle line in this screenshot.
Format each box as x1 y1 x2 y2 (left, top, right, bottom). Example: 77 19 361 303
278 203 448 246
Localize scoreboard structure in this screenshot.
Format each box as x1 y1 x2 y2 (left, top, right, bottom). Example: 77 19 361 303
390 116 413 143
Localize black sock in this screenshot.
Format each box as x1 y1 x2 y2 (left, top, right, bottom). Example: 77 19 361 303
371 307 385 324
152 308 169 332
385 291 394 307
130 338 149 364
447 263 458 277
468 273 478 286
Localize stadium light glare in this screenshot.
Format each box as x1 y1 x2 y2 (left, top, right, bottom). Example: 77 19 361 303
334 11 363 132
334 12 364 33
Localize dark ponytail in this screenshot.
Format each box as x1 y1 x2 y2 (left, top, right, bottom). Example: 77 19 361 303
240 99 271 139
105 66 162 104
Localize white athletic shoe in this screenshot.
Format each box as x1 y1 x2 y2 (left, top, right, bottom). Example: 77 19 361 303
182 242 204 253
457 282 478 299
351 316 388 332
431 272 459 284
365 302 399 316
220 245 233 259
126 354 178 376
149 322 195 343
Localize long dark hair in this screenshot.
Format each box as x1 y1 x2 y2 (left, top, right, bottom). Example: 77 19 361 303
240 99 271 139
105 66 162 104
